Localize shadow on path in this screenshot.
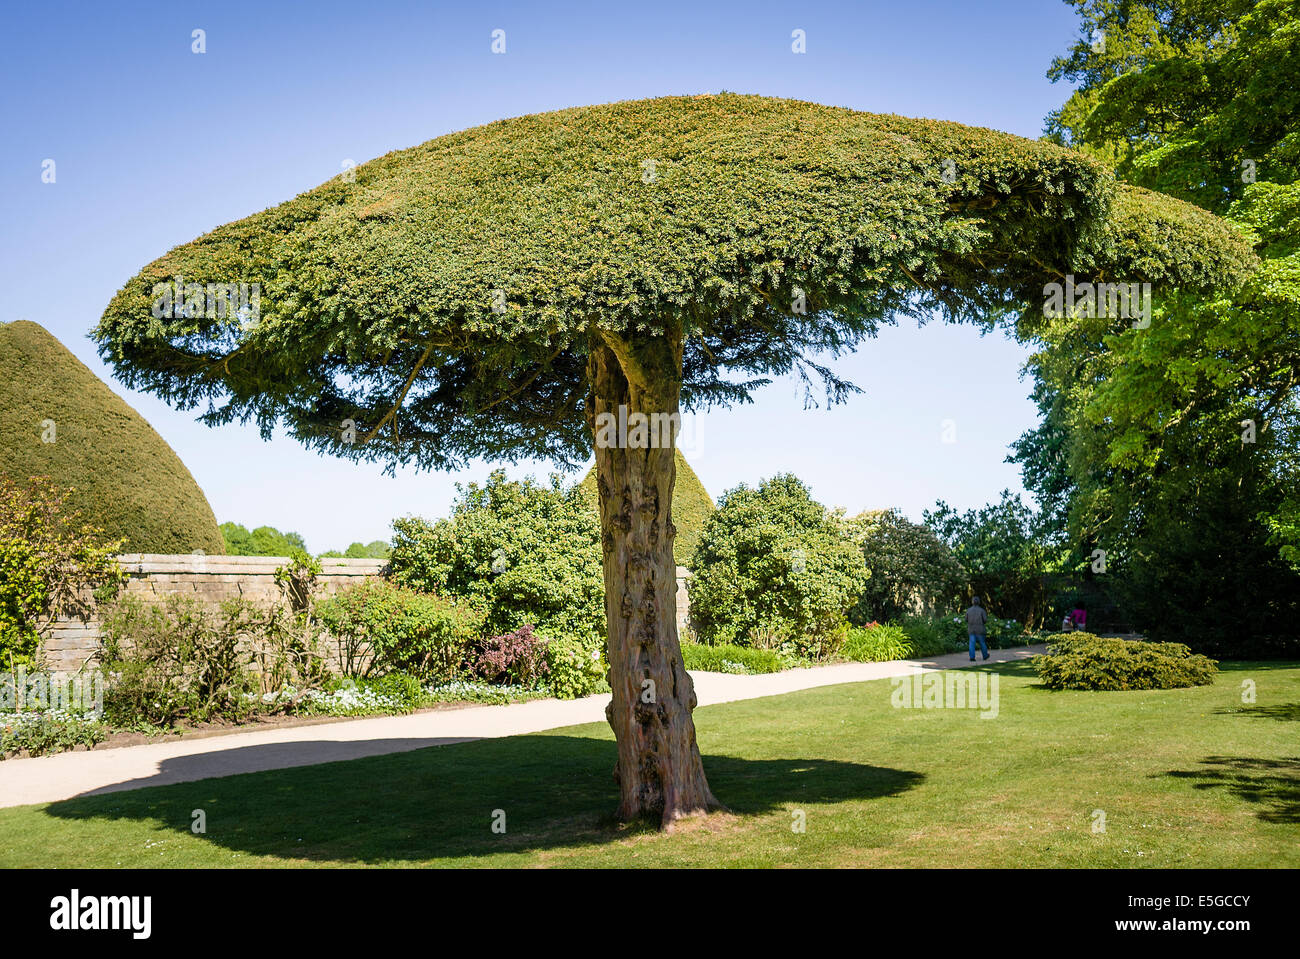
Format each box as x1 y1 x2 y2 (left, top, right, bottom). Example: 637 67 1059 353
74 737 479 797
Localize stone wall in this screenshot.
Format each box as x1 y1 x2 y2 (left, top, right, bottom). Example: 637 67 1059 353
40 554 384 672
675 566 693 639
39 555 694 672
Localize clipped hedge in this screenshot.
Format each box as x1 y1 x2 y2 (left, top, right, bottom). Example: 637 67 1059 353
0 321 224 554
1035 633 1219 691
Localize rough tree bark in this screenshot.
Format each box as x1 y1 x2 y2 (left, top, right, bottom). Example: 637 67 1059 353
587 331 722 830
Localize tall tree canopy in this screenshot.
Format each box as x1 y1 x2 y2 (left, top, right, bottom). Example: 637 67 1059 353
1014 1 1300 653
94 94 1253 826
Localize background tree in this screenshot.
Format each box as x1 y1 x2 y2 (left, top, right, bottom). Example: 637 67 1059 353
388 470 605 642
219 522 309 557
93 95 1251 826
1014 0 1300 652
923 492 1056 626
319 540 392 559
688 474 868 655
841 509 965 623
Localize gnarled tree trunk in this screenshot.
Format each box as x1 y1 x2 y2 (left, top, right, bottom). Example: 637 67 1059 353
588 333 721 829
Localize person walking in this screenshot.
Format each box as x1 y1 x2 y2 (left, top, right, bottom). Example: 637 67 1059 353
966 595 990 661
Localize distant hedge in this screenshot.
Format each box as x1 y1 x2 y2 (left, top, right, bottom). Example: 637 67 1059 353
578 448 713 566
0 321 224 554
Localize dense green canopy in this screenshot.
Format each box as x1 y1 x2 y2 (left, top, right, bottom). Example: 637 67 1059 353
0 321 225 554
95 94 1255 472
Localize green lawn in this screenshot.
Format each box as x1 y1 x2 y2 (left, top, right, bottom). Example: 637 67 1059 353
2 661 1296 867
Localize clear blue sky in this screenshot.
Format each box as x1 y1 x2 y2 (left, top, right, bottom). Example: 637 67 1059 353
1 0 1085 552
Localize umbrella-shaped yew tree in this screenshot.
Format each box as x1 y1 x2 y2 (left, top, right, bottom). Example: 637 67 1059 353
95 94 1254 828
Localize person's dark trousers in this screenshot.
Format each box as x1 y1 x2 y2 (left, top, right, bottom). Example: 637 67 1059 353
969 633 989 660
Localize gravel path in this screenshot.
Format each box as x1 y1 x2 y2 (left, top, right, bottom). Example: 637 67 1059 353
0 645 1044 808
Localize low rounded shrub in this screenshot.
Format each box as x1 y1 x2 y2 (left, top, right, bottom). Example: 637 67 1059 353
388 470 605 643
1034 633 1219 691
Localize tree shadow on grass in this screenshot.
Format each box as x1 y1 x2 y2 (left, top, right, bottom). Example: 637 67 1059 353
42 734 922 864
1162 756 1300 824
1214 704 1300 722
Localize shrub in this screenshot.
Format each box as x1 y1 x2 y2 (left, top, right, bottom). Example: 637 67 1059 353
2 710 107 759
473 625 550 687
245 602 329 697
313 579 484 682
1034 633 1219 690
389 470 605 642
1 474 124 668
687 474 868 654
893 615 955 657
680 643 792 674
841 509 965 624
96 595 264 727
544 633 607 699
843 623 913 662
275 549 322 614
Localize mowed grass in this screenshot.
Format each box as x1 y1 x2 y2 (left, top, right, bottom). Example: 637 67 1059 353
1 661 1296 867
